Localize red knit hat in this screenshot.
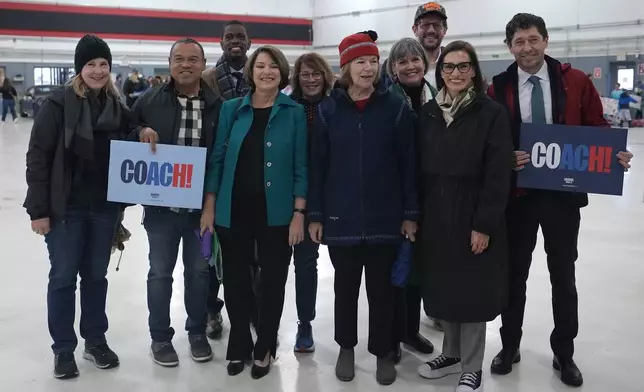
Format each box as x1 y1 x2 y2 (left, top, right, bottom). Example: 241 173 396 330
338 30 379 67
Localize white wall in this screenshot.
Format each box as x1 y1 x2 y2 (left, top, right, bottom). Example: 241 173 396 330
4 0 643 65
312 0 644 64
0 37 310 65
11 0 313 18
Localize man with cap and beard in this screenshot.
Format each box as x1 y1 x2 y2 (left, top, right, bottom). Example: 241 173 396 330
380 1 448 99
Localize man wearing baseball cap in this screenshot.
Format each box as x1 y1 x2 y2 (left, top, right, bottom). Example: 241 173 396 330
380 2 448 92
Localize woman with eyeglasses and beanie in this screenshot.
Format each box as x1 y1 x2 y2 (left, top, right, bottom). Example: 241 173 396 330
201 45 308 379
288 52 334 353
386 37 437 361
24 34 132 379
308 30 419 386
415 40 513 392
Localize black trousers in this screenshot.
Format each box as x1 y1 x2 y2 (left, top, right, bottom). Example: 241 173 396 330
217 224 292 361
500 192 580 359
208 263 259 326
394 285 422 344
328 243 398 358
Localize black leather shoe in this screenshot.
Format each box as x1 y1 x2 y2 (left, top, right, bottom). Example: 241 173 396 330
227 361 245 376
490 349 521 375
403 333 435 354
553 357 583 387
251 362 271 379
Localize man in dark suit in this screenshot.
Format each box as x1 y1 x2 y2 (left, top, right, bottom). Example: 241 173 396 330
488 13 633 387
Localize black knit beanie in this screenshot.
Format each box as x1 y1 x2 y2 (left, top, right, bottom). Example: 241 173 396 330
74 34 112 75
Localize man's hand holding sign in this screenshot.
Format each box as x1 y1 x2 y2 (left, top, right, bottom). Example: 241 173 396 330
140 127 159 153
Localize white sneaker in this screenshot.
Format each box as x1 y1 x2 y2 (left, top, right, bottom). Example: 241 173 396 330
13 118 19 124
456 371 483 392
418 354 462 379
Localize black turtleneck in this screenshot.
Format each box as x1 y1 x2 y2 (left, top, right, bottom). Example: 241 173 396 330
402 83 423 113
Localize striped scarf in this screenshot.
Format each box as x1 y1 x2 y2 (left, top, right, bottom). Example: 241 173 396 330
435 84 476 127
214 57 250 100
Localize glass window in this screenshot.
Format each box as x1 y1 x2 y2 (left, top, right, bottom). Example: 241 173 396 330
617 68 635 90
33 67 75 86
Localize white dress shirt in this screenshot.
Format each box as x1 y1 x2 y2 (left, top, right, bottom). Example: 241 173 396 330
517 62 553 124
425 47 442 89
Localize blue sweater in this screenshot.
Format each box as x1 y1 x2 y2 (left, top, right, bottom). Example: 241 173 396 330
618 92 636 109
307 88 419 246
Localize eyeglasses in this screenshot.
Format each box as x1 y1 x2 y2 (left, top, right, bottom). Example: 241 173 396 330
417 22 445 32
299 71 323 80
440 62 472 74
171 56 202 65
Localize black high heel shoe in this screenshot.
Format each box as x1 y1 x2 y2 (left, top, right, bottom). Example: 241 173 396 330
227 361 245 376
251 358 271 379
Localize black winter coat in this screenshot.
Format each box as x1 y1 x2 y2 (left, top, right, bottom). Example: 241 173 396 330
24 86 133 223
418 94 514 323
129 81 221 157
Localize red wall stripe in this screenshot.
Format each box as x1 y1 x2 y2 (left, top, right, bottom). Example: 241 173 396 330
0 1 312 25
0 29 311 46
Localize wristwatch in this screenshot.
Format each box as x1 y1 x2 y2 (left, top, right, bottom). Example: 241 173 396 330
293 208 306 215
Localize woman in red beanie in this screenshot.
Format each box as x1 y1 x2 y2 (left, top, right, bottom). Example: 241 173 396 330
307 30 419 386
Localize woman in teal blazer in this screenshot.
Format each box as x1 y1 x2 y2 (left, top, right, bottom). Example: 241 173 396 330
200 46 307 379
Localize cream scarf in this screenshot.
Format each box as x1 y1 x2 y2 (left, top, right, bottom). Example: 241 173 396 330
435 84 476 127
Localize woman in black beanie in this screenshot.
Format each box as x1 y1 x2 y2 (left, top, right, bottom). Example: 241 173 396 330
24 34 132 380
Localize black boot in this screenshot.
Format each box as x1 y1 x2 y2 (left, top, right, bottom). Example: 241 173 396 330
553 357 583 387
490 348 520 375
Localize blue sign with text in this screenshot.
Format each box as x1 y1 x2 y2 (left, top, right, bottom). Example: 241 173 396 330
517 123 628 196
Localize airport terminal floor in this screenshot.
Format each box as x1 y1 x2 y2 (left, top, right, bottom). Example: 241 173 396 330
1 119 642 392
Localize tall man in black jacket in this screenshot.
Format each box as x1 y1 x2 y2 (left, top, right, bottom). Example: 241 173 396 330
131 38 222 367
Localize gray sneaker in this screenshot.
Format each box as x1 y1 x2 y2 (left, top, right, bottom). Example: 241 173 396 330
376 356 397 385
150 341 179 367
189 334 213 362
335 348 355 382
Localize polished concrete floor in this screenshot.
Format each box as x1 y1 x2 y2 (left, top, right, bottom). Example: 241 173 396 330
1 118 643 392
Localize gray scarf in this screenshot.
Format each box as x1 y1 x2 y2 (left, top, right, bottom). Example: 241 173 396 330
63 85 122 160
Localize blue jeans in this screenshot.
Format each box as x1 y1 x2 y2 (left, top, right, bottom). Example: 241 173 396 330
45 203 120 355
144 207 209 342
1 99 17 121
293 226 320 323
